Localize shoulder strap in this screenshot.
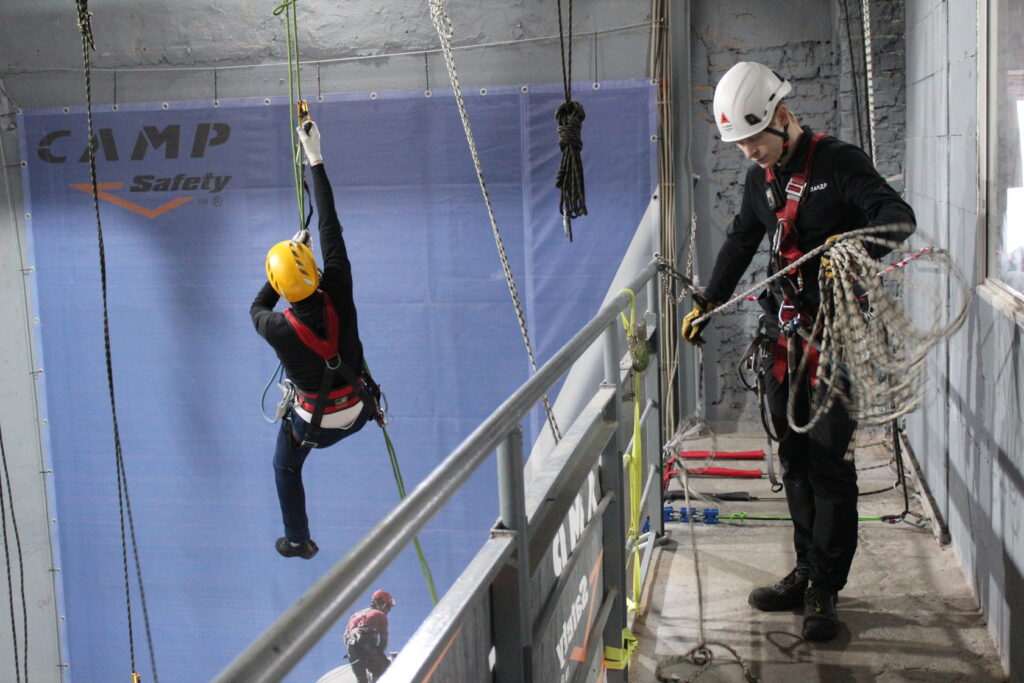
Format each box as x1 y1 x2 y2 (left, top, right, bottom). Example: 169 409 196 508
282 291 340 361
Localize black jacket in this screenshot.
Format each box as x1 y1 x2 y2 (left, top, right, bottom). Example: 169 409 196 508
250 164 364 393
704 126 916 306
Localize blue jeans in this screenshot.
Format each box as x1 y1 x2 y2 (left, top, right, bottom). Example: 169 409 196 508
273 403 372 542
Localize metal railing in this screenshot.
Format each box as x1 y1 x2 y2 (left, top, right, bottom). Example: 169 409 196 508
214 257 662 683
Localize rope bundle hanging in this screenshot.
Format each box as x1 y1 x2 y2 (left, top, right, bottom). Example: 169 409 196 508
694 225 970 434
74 2 157 681
428 0 562 443
555 0 587 240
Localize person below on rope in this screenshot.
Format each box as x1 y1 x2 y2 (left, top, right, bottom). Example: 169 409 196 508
251 119 378 560
344 590 395 683
681 61 915 641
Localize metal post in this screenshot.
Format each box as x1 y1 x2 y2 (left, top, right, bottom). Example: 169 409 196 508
600 322 628 682
492 426 532 683
645 276 664 538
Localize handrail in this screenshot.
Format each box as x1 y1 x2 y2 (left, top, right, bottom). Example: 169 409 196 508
213 257 661 683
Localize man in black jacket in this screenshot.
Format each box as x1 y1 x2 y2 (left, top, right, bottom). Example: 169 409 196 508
682 62 916 640
251 121 373 559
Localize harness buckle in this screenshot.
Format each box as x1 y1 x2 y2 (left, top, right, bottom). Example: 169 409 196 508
300 439 318 449
784 178 806 202
325 355 342 371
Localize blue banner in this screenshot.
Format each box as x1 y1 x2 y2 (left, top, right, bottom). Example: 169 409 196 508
19 80 656 682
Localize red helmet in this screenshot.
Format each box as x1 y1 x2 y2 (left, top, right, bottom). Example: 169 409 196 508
371 590 395 607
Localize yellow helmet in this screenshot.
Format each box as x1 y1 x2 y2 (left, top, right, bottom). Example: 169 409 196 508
265 240 320 302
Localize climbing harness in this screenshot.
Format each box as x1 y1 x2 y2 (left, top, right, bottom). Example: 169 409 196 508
74 2 157 680
276 290 439 603
428 0 562 444
555 0 587 240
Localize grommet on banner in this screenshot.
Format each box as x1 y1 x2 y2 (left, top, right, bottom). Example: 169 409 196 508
161 102 169 110
479 87 487 96
424 90 432 98
264 98 271 105
370 92 378 100
520 85 529 94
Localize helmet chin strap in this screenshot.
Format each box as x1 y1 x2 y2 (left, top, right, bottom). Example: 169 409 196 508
764 125 790 150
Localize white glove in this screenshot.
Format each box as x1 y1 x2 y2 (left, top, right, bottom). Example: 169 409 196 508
291 228 311 246
296 121 323 166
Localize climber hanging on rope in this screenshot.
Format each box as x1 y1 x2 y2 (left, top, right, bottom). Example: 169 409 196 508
251 118 382 560
681 61 916 641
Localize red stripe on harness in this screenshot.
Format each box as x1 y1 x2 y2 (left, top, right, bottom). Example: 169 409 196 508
282 291 340 361
295 384 361 414
764 133 827 384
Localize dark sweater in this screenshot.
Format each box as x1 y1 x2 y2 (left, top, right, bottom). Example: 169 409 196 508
250 164 364 393
704 126 916 306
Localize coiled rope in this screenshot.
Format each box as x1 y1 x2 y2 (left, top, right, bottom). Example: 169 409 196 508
428 0 561 443
74 2 157 680
555 0 587 240
694 226 970 434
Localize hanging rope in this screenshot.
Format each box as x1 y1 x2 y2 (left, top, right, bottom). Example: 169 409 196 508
74 3 157 680
0 423 28 683
428 0 561 443
655 467 759 683
860 0 877 163
272 0 309 233
555 0 587 240
363 363 439 605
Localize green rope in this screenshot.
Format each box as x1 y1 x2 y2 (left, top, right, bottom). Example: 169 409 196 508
723 512 884 522
273 0 306 231
365 362 439 605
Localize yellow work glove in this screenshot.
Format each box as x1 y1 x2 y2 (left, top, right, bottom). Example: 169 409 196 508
821 234 842 279
681 294 716 345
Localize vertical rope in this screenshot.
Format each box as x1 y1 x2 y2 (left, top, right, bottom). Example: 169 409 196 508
428 0 561 443
0 423 27 683
860 0 877 163
273 0 307 231
74 3 157 680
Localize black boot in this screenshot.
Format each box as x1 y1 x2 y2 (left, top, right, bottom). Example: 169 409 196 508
803 583 840 641
276 537 319 559
748 567 810 611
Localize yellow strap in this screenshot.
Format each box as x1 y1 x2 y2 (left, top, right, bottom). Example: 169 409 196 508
618 289 645 611
603 628 639 670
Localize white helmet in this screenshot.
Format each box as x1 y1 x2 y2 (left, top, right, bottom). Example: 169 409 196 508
713 62 792 142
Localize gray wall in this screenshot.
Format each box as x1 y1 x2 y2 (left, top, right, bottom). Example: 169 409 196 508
0 2 653 679
904 0 1023 677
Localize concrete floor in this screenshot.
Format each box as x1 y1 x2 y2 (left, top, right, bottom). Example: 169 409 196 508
629 430 1007 683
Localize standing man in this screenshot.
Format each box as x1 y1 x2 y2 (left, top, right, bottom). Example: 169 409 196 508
682 62 915 641
251 120 377 560
344 590 395 683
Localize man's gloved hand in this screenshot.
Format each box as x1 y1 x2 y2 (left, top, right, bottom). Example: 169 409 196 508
681 293 716 345
297 121 323 166
291 228 311 246
821 233 843 279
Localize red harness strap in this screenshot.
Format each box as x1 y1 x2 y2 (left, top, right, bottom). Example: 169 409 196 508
282 291 361 414
764 132 827 383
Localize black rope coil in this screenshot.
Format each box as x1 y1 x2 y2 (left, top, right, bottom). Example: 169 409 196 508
555 99 587 239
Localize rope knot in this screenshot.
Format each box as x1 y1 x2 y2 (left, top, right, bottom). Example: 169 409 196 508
555 100 587 233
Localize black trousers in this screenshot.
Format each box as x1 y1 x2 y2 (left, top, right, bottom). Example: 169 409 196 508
348 638 390 683
767 367 859 592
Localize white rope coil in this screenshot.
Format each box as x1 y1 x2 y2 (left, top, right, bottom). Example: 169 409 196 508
694 225 970 432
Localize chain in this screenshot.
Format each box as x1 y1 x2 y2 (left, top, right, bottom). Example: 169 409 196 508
428 0 561 442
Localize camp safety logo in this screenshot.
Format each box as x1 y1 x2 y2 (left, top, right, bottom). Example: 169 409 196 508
36 122 233 219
